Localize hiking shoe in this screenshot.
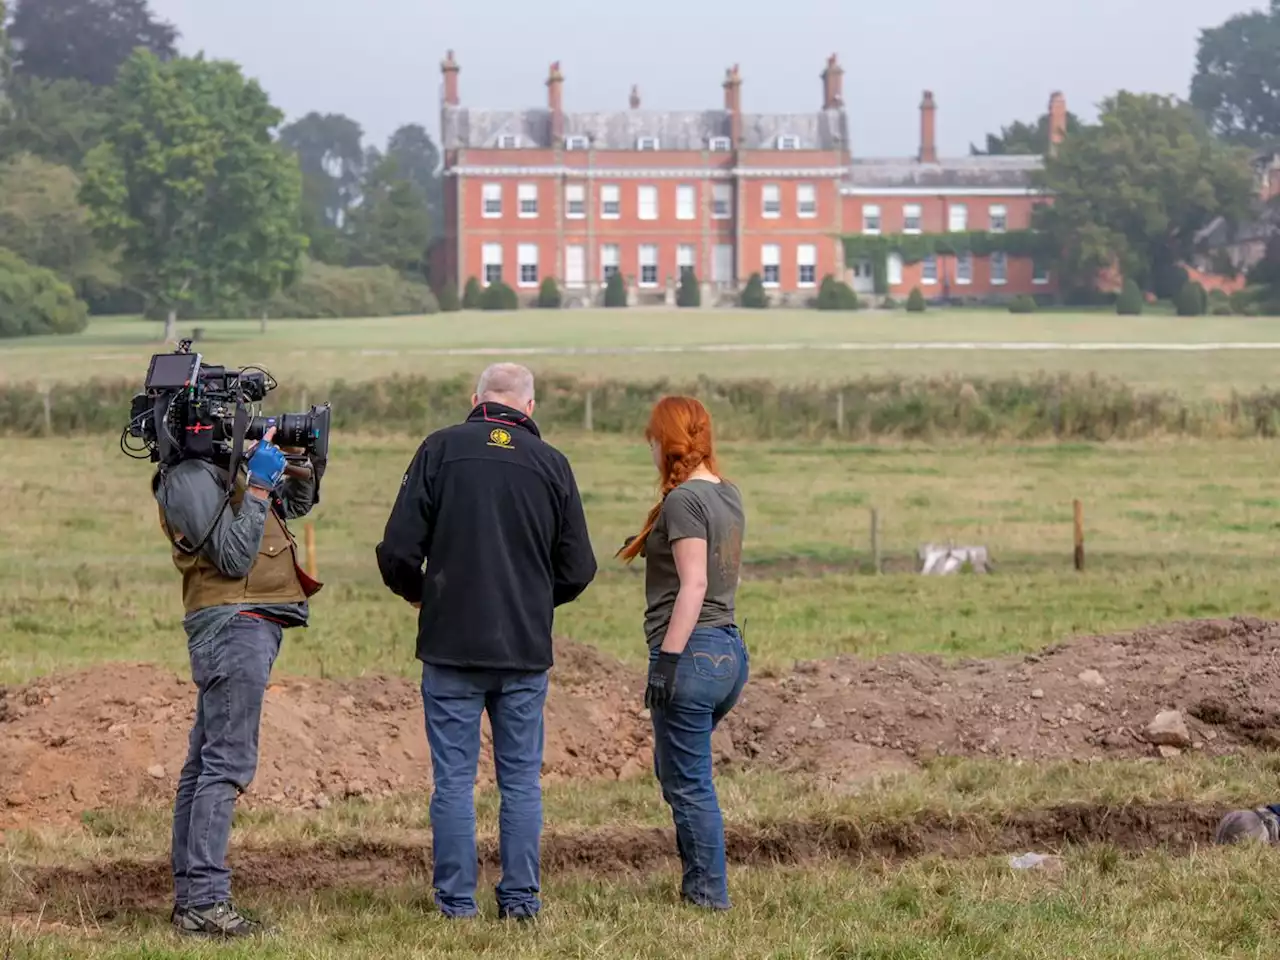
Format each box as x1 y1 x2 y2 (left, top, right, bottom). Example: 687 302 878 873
497 907 539 923
169 905 187 929
177 900 263 938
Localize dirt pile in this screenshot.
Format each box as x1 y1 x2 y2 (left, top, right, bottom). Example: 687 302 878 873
716 616 1280 782
0 641 651 828
4 618 1280 829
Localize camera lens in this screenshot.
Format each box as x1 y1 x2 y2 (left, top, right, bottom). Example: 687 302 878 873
235 405 328 459
276 413 312 448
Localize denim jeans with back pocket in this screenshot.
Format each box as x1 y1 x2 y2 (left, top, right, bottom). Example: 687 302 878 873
649 625 749 909
171 612 282 908
420 663 549 919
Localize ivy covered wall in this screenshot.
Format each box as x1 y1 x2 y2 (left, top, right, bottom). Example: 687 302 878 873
841 231 1056 294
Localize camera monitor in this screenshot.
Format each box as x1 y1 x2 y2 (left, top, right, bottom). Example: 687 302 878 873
146 352 201 392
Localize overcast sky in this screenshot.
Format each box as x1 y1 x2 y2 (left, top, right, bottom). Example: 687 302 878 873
149 0 1262 157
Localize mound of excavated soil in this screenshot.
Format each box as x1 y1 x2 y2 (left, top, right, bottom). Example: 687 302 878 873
4 618 1280 829
716 615 1280 781
0 642 651 828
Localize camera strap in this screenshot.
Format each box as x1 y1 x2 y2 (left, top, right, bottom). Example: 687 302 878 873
225 403 251 494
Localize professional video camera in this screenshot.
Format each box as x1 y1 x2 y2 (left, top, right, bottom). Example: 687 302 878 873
121 339 331 476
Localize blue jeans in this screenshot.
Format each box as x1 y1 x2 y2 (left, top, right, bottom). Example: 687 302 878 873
172 614 282 908
421 664 549 919
650 626 749 910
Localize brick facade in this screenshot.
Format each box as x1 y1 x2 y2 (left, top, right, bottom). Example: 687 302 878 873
435 51 1064 304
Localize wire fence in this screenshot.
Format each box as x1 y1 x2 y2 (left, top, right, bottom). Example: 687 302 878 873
7 372 1280 441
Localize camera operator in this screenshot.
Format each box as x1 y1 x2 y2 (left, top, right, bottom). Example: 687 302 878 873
154 429 322 939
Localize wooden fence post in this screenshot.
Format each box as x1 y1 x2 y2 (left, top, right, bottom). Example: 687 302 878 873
42 387 52 436
584 390 594 432
870 507 881 575
836 392 845 435
304 523 318 579
1073 499 1085 572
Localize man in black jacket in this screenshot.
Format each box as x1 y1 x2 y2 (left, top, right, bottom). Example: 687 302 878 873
376 363 596 920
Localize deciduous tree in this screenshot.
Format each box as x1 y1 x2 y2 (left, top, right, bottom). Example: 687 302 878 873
1190 0 1280 145
81 52 305 340
385 124 442 238
279 112 367 238
1034 92 1256 293
347 155 431 277
0 152 117 296
0 76 114 168
9 0 177 87
971 111 1082 155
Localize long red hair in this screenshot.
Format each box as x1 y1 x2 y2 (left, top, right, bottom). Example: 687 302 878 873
617 396 719 562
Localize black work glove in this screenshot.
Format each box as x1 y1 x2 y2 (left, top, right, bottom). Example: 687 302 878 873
645 652 681 710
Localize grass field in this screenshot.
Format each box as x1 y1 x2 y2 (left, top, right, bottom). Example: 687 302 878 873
6 311 1280 396
7 313 1280 957
9 757 1280 958
5 433 1279 683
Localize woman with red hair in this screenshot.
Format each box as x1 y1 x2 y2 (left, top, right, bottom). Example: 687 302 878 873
618 396 747 911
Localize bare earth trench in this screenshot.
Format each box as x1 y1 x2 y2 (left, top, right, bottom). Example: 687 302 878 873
4 617 1279 907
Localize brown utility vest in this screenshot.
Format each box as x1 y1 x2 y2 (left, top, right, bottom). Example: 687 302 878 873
156 464 313 614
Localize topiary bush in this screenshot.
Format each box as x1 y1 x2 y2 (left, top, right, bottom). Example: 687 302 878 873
1208 289 1233 316
462 277 484 309
1008 295 1037 314
437 281 461 312
0 247 90 337
905 286 926 312
481 280 519 311
537 277 562 309
1154 262 1191 301
816 274 860 311
740 273 768 309
604 271 627 308
1175 280 1208 317
677 267 701 307
1116 279 1144 316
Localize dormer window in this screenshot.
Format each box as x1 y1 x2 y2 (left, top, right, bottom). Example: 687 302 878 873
709 136 732 152
776 135 801 150
497 134 519 148
565 135 589 150
637 137 660 151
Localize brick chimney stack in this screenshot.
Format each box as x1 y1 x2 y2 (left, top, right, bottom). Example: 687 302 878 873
821 54 844 109
548 62 564 145
1048 91 1067 156
441 50 460 106
723 65 742 147
919 90 938 164
629 84 641 110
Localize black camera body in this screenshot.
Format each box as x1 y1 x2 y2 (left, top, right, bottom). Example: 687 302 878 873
126 340 331 468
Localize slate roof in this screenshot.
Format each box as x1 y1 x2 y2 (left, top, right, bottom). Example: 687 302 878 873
442 106 850 151
441 104 1042 191
845 155 1044 191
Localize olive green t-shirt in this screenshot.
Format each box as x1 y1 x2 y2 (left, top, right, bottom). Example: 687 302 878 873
643 479 745 649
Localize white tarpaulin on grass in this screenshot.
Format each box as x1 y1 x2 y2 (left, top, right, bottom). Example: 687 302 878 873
918 545 992 575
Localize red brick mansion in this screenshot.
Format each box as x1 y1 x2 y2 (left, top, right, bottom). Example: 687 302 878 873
430 52 1068 306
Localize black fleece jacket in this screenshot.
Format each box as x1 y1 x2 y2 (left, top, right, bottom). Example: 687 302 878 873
375 403 597 671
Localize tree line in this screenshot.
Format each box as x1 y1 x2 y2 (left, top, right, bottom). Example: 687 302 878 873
971 0 1280 308
0 0 442 337
0 0 1278 338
